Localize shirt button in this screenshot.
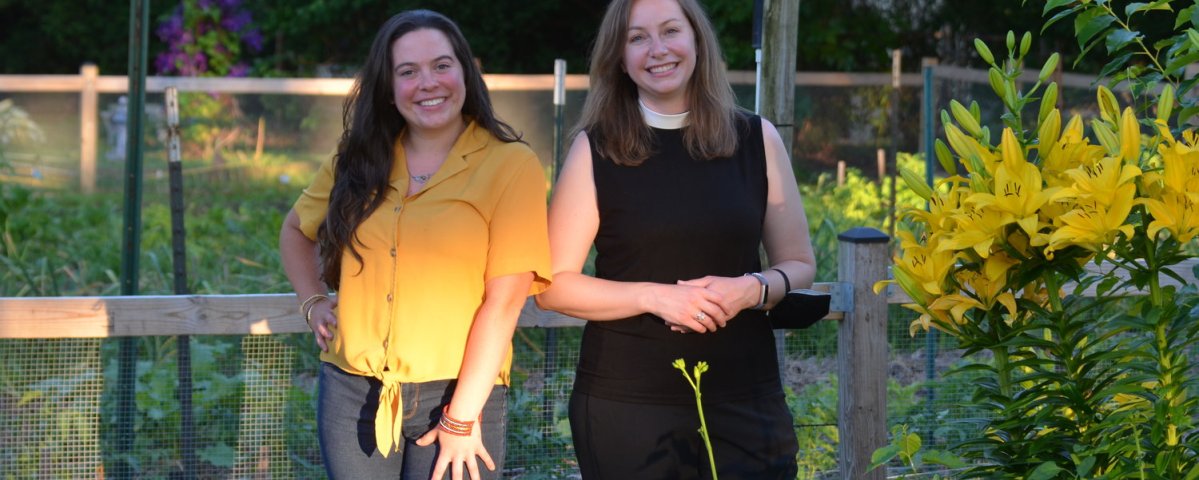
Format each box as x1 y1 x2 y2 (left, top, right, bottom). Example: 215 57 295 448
389 248 396 257
383 340 389 348
393 205 402 213
386 294 393 302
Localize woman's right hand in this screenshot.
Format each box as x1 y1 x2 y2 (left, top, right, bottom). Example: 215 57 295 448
645 283 729 334
307 297 338 352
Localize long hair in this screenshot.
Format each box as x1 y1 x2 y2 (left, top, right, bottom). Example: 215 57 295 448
318 9 521 290
574 0 739 166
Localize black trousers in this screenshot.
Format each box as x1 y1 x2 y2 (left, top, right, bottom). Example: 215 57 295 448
569 390 799 480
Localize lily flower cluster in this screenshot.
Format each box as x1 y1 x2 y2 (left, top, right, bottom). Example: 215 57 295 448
888 84 1199 336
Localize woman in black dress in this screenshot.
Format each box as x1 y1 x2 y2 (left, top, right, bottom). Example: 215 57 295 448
535 0 817 478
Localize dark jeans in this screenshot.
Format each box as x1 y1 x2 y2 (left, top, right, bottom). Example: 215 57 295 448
317 362 508 479
569 390 799 480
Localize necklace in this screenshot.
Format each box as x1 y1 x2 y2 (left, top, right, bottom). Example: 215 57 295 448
410 173 433 184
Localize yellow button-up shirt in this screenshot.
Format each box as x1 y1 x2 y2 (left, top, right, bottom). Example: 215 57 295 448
293 121 551 453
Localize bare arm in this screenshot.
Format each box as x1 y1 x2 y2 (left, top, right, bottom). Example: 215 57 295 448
279 209 336 351
759 117 818 302
419 271 533 480
534 133 726 332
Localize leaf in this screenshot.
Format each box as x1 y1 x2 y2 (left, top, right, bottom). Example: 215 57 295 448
1097 52 1135 80
1043 0 1074 15
899 432 922 458
1043 5 1083 32
1075 10 1116 48
1125 2 1148 17
921 449 968 468
1165 50 1199 75
1189 29 1199 50
199 443 237 468
1178 105 1199 125
1029 461 1065 480
1180 6 1197 29
1105 29 1141 54
869 444 901 470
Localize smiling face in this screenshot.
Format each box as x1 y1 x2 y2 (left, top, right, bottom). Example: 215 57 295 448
623 0 697 114
390 28 467 136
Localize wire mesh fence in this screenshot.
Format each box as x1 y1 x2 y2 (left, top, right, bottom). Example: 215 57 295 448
0 314 975 479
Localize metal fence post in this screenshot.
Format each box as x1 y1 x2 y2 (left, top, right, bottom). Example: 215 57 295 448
836 227 890 480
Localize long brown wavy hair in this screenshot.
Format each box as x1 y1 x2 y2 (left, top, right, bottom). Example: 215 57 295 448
318 10 521 290
574 0 739 166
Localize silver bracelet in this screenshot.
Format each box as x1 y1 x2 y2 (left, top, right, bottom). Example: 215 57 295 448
745 272 769 310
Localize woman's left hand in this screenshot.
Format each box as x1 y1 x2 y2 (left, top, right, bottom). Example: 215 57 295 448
416 424 495 480
675 275 760 331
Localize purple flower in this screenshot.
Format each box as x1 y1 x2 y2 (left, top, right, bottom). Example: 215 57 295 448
217 0 241 9
197 0 213 10
228 63 250 77
242 29 263 52
221 10 251 33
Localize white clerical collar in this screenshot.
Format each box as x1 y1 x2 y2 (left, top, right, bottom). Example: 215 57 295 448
639 100 689 130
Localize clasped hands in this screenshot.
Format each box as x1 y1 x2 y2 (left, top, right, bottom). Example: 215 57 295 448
657 274 761 334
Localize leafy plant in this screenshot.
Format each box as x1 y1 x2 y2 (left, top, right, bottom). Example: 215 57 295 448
883 23 1199 478
1040 0 1199 122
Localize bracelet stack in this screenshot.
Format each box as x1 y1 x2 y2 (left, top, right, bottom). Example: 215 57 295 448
438 405 476 436
299 294 329 324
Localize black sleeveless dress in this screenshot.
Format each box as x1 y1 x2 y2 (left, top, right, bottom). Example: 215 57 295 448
574 112 783 405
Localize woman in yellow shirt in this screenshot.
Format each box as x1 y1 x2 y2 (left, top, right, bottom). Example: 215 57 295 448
278 10 550 480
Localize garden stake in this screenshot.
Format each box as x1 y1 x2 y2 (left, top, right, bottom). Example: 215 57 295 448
116 1 149 478
165 87 197 480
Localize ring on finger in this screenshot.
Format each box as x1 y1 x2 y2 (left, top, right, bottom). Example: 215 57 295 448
694 312 708 321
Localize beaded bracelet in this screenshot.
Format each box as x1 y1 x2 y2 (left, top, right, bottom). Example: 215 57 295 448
438 405 476 436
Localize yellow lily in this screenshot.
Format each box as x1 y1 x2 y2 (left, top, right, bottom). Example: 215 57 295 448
1043 184 1137 257
894 231 957 298
942 206 1008 258
1140 191 1199 243
1055 155 1142 209
966 129 1056 237
904 179 966 233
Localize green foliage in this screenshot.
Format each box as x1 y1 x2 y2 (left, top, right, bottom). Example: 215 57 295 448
1040 0 1199 123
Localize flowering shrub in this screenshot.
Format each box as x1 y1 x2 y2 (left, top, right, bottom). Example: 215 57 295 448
883 28 1199 478
155 0 263 77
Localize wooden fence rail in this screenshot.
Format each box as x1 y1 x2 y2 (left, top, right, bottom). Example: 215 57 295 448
2 229 1197 478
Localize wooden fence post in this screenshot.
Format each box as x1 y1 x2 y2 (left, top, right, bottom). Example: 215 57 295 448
80 63 98 194
837 227 890 479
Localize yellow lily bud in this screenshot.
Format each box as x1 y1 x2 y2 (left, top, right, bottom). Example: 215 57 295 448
1097 85 1120 125
1037 109 1061 161
1038 82 1058 125
1157 84 1174 124
1119 107 1141 163
951 100 982 137
1091 119 1120 156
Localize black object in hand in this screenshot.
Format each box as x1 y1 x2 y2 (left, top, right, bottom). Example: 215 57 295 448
768 289 831 329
